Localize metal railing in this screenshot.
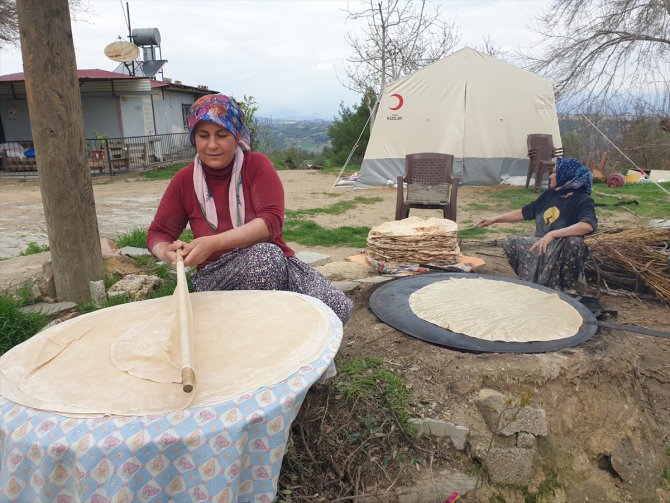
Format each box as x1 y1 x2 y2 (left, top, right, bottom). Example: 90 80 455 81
0 132 194 177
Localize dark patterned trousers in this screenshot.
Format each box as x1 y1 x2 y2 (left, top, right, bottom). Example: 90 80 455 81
503 235 589 291
192 242 353 323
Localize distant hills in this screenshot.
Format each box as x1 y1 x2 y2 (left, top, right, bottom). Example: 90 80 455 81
258 118 332 152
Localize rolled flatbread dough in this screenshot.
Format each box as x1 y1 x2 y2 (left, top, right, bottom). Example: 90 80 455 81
0 291 336 416
409 277 583 342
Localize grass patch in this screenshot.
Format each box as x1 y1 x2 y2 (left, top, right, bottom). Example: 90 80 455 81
592 180 670 219
19 242 49 256
115 228 194 250
479 187 537 208
116 228 149 248
321 163 360 176
285 196 383 218
141 163 189 180
283 220 369 247
334 356 415 437
466 202 493 212
459 226 490 239
0 294 50 355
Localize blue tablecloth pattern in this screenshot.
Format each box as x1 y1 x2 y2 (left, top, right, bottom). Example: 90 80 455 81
0 301 342 503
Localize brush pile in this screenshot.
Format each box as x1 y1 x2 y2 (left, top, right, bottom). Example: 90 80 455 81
585 226 670 303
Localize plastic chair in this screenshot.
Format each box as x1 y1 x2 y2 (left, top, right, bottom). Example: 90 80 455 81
395 153 459 221
526 134 562 191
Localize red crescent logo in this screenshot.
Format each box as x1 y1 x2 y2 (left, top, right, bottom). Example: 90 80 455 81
389 93 404 111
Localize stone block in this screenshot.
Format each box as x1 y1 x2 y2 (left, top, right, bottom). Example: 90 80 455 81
482 447 534 486
20 301 77 316
107 274 160 299
296 251 332 267
475 388 547 437
333 280 359 292
516 432 536 448
119 246 152 257
409 418 469 451
469 432 516 458
89 280 107 307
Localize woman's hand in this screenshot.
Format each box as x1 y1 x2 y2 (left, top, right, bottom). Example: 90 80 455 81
530 233 555 254
152 240 186 266
476 217 495 228
181 235 222 268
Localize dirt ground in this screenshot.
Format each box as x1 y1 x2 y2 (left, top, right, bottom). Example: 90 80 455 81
1 170 669 501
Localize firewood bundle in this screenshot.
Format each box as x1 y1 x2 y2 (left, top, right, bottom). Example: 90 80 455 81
585 227 670 302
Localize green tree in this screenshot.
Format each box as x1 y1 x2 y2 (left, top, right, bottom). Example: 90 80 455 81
235 95 259 148
327 90 376 166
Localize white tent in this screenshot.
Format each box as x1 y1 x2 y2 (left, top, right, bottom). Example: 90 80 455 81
357 47 562 187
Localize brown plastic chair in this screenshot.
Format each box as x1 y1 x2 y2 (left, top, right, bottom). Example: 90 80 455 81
395 153 459 221
526 134 562 192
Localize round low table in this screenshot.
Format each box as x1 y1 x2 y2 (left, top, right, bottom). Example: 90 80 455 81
369 272 598 353
0 299 342 503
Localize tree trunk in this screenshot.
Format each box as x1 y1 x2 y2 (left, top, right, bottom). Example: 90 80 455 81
17 0 104 302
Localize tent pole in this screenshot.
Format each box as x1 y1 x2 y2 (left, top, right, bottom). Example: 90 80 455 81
330 112 373 191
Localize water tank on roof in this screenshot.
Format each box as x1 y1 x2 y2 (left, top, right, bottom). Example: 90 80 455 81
131 28 161 47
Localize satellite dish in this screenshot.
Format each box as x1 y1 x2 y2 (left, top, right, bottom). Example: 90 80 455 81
104 40 141 63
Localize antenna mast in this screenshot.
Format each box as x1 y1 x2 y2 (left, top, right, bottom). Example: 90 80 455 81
125 2 135 76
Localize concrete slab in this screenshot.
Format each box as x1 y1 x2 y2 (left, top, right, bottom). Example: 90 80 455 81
296 251 332 267
20 301 77 316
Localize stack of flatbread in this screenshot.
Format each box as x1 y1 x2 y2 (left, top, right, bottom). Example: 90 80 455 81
366 216 461 264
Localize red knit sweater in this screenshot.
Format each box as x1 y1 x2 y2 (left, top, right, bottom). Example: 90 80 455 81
147 152 294 269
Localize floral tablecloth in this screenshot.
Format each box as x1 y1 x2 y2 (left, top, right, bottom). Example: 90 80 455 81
0 299 342 503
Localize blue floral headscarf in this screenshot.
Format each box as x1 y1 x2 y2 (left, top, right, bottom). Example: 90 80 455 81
555 157 592 195
188 94 251 151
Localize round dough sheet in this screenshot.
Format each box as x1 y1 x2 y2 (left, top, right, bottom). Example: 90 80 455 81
409 277 583 342
368 273 598 353
0 291 336 416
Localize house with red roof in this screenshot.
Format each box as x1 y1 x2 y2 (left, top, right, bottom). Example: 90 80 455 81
0 69 216 173
0 69 214 142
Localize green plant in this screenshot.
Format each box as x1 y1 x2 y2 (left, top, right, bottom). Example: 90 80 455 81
116 228 149 249
0 294 49 355
116 228 193 251
14 281 36 307
335 356 415 437
19 241 49 256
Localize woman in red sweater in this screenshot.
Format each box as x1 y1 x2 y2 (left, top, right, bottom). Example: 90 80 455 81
147 94 352 323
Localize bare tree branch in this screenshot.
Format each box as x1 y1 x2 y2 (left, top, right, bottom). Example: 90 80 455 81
341 0 460 124
1 0 89 48
525 0 670 116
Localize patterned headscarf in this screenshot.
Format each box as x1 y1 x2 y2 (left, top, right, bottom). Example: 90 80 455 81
188 94 251 230
188 94 251 151
555 157 592 195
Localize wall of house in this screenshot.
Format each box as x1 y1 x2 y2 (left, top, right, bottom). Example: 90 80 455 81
152 89 196 135
120 96 156 137
0 99 33 141
81 96 122 138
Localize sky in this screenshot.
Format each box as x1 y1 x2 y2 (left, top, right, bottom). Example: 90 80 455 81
0 0 550 120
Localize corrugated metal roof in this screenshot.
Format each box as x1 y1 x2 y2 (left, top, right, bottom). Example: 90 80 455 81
0 69 214 98
1 69 169 96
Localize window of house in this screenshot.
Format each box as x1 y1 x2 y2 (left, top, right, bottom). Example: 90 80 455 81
182 104 191 129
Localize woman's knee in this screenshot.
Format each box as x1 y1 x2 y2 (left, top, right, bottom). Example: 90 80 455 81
244 242 286 269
